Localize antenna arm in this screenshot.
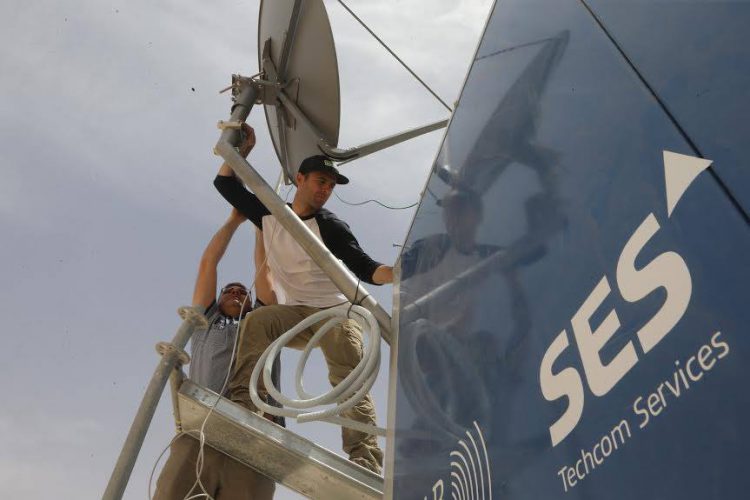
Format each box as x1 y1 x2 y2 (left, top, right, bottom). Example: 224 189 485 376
320 118 449 164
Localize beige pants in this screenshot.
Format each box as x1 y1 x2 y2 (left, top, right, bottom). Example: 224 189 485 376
228 304 383 473
153 434 275 500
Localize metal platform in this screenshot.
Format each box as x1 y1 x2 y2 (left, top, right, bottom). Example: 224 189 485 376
176 380 384 500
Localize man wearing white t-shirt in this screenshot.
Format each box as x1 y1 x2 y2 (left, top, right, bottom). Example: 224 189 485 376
214 124 392 474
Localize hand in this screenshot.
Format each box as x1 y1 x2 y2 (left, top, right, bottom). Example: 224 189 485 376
238 123 256 158
228 207 247 225
372 265 394 285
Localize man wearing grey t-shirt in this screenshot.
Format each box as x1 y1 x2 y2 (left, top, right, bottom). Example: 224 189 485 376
153 208 280 500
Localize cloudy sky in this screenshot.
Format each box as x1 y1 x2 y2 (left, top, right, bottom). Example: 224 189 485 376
0 0 492 498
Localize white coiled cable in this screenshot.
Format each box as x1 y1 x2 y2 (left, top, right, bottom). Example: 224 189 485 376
249 303 386 436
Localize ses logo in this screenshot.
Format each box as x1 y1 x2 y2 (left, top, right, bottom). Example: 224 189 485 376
539 151 713 447
423 422 493 500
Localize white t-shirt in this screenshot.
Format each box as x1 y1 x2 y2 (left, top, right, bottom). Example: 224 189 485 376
214 175 383 308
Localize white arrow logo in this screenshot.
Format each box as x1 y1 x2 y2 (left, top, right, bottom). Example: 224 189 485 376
663 150 713 218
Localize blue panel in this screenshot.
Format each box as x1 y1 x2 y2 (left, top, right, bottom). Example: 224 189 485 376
393 0 750 498
585 0 750 212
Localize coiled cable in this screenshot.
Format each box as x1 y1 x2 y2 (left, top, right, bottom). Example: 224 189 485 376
249 304 386 436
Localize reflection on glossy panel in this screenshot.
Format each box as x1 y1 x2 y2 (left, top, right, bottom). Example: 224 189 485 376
392 0 750 498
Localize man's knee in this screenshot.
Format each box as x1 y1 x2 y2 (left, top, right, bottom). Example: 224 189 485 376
246 304 301 326
241 305 290 342
336 320 366 358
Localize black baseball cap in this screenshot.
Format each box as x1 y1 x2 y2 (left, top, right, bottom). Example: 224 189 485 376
298 155 349 185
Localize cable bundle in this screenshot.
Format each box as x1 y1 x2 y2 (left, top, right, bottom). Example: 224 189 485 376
249 304 385 436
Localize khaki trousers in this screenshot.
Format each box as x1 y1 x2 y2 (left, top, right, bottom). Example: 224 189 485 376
228 304 383 473
153 434 275 500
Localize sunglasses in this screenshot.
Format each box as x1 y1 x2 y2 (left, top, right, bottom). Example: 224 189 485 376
221 285 248 295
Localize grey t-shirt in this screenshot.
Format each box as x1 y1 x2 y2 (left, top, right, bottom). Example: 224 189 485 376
189 301 239 394
189 301 284 425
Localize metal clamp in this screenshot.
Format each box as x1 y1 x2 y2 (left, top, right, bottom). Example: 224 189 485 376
217 120 243 130
155 341 191 366
177 305 209 328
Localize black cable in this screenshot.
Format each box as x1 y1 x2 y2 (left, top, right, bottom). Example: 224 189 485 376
334 192 418 210
347 277 362 319
335 0 453 112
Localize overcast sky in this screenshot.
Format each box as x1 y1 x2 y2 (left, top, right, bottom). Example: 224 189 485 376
0 0 492 498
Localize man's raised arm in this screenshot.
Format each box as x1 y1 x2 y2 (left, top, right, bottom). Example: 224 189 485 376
214 124 270 229
217 123 255 178
192 208 247 309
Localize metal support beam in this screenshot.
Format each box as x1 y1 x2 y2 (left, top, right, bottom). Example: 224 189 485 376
169 367 186 432
102 309 206 500
215 80 394 344
325 119 449 164
278 0 304 80
177 381 384 499
277 90 329 146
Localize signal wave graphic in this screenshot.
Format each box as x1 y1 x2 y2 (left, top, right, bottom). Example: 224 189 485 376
447 421 492 500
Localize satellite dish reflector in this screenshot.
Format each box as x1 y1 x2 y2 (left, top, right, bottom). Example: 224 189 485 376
258 0 340 182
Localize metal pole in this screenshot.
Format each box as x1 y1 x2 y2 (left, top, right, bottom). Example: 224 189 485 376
400 236 546 325
102 311 204 500
215 82 394 344
325 119 449 164
277 0 304 80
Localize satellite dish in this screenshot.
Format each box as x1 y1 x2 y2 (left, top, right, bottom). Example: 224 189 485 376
253 0 448 186
258 0 340 182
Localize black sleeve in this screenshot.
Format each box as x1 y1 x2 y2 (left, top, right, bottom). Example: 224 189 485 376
316 209 383 285
213 175 270 229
